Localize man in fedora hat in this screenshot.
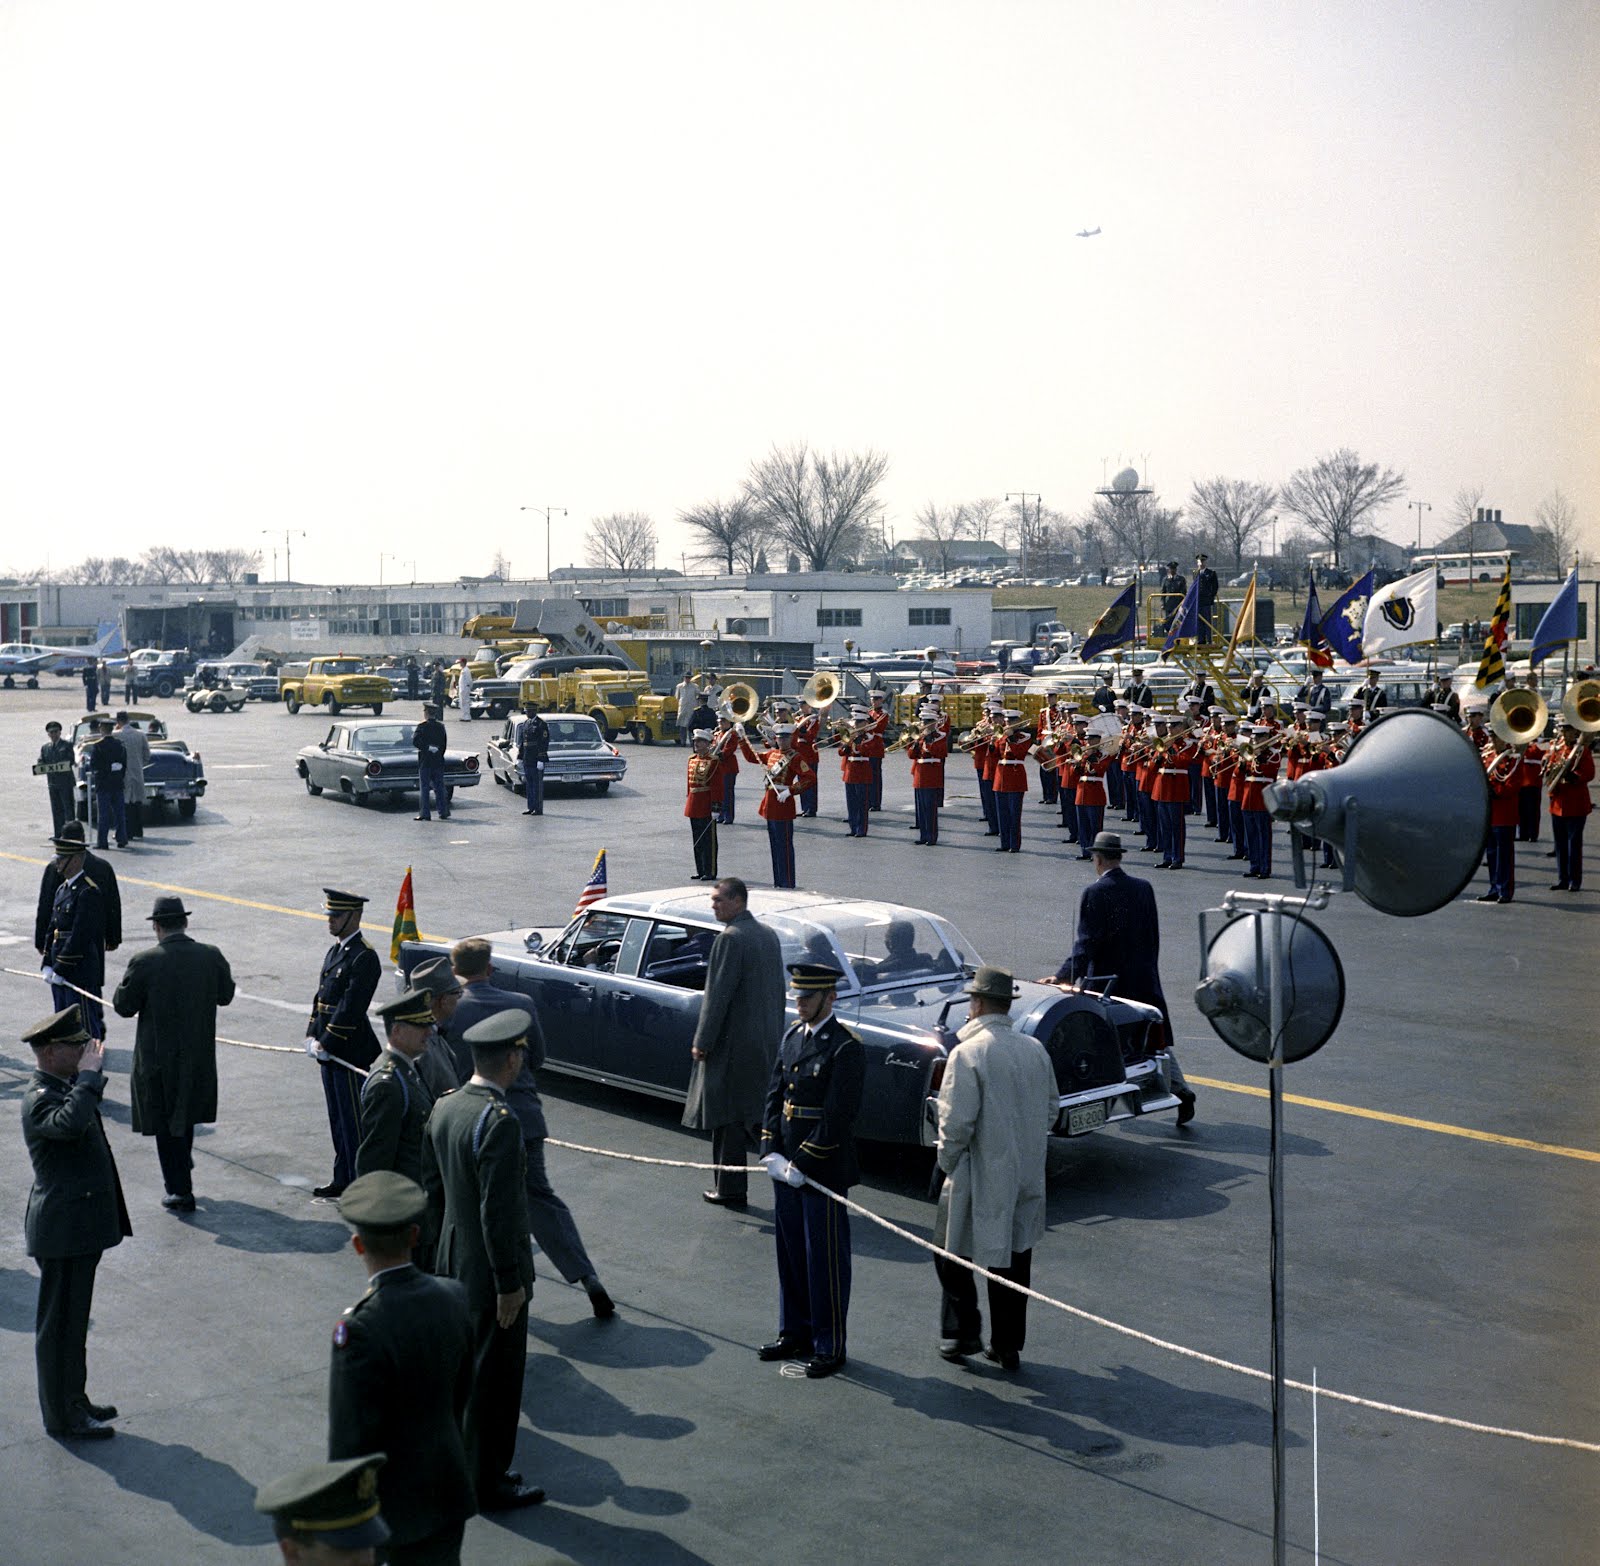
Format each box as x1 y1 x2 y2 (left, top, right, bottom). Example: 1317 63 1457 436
933 966 1057 1372
112 896 236 1211
1047 831 1196 1124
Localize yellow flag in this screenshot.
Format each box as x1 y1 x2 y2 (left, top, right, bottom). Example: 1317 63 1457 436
1223 574 1258 668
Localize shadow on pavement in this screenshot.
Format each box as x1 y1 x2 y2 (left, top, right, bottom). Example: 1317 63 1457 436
79 1433 265 1546
490 1501 712 1565
524 1350 695 1441
509 1427 691 1519
0 1264 38 1333
1132 1118 1332 1159
1044 1141 1260 1225
173 1197 350 1254
530 1317 712 1372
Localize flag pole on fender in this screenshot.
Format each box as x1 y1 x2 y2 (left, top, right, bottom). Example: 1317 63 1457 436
574 849 609 918
391 867 419 962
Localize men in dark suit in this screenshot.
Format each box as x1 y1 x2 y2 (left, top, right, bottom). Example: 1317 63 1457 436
1357 668 1388 710
411 703 450 822
1155 561 1186 635
1295 668 1334 715
422 1009 544 1511
330 1173 476 1564
1181 672 1215 712
35 819 122 958
1194 554 1219 642
21 1006 132 1440
758 963 865 1380
1122 670 1155 709
1050 831 1196 1124
355 992 437 1191
683 878 786 1207
37 720 76 835
86 718 128 849
40 828 109 1039
111 895 235 1211
305 889 382 1200
515 703 550 815
445 939 612 1318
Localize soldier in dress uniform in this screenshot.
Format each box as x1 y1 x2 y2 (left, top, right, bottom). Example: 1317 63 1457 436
1517 726 1544 843
991 711 1033 853
866 691 892 810
908 705 948 846
37 720 77 836
1479 733 1523 903
757 723 812 888
421 1009 544 1511
969 698 1002 837
305 889 382 1199
1152 717 1196 869
838 705 880 837
758 963 865 1380
711 714 759 824
1198 710 1225 830
1104 699 1128 811
1238 724 1283 878
34 819 122 964
1546 721 1594 892
685 732 726 880
254 1453 390 1565
407 956 465 1098
1211 714 1242 848
412 703 450 822
329 1174 476 1566
21 1005 131 1441
355 991 437 1192
40 827 109 1039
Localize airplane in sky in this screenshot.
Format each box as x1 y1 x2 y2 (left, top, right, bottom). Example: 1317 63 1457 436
1076 226 1102 238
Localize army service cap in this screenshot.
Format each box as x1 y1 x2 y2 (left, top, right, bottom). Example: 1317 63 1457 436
462 1007 533 1054
375 989 434 1027
409 956 462 997
253 1453 389 1548
322 888 368 912
338 1171 427 1233
787 962 843 993
22 1006 90 1049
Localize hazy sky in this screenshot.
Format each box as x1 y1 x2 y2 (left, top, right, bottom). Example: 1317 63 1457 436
3 0 1595 585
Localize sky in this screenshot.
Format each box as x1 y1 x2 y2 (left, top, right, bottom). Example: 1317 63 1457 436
2 0 1596 586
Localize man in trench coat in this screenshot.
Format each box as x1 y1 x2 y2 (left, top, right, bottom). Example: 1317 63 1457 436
933 965 1058 1372
111 896 235 1211
682 876 786 1207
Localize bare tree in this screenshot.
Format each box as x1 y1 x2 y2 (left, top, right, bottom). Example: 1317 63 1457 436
1087 492 1181 570
1077 515 1115 581
1448 483 1485 535
1276 526 1316 606
490 550 512 581
1032 510 1078 576
915 501 965 573
958 496 1004 541
743 442 888 571
1187 477 1277 572
680 496 769 574
138 546 186 584
1279 449 1406 570
201 547 263 586
1531 490 1579 575
584 512 658 573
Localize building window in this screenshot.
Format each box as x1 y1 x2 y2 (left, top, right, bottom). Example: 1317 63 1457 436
581 596 630 618
816 608 863 628
1516 602 1587 639
908 607 952 626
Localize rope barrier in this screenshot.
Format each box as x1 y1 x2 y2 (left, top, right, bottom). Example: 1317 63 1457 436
2 965 1594 1453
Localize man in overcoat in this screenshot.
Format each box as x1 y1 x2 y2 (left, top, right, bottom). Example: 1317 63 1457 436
111 895 235 1211
35 819 122 960
933 967 1058 1371
682 877 786 1207
21 1005 132 1440
114 711 150 839
40 827 109 1039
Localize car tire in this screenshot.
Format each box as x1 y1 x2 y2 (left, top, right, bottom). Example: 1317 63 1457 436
285 694 301 714
489 701 510 720
592 781 611 795
589 709 614 741
177 797 196 819
209 694 227 713
155 677 176 699
326 695 341 715
638 725 654 745
304 775 323 796
371 703 383 715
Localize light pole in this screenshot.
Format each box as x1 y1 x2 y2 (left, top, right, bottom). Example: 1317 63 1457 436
379 552 395 585
521 506 567 581
262 528 306 582
1408 500 1432 553
1006 492 1041 577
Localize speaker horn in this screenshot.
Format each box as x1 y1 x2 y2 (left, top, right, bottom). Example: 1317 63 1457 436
1194 912 1345 1064
1263 708 1489 917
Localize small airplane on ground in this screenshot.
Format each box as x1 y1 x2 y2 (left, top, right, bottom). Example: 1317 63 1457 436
0 625 123 687
1076 226 1102 238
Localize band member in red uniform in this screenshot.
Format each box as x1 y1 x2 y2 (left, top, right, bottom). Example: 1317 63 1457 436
1119 706 1143 823
866 692 891 812
1211 715 1241 849
1238 724 1282 878
792 705 822 818
1479 734 1523 903
712 715 760 824
1295 712 1339 868
992 712 1033 853
1036 700 1060 810
1546 722 1595 892
1072 716 1112 861
972 699 1002 837
1052 706 1081 843
1182 698 1205 812
1151 718 1196 868
907 706 948 846
1517 730 1544 843
1134 717 1162 853
838 707 881 837
758 725 813 889
685 733 726 880
1199 710 1225 830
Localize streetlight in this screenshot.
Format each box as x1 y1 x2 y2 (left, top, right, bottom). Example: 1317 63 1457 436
379 552 395 585
1006 492 1041 577
520 506 567 580
262 528 306 582
1408 500 1432 552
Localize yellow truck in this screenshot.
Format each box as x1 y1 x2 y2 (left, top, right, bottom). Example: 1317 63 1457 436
279 657 394 715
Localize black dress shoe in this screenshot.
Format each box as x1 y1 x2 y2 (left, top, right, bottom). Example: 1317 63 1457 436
585 1280 616 1319
983 1347 1021 1372
56 1417 116 1442
161 1194 197 1213
74 1401 118 1422
757 1337 812 1362
413 815 431 821
311 1183 346 1199
1176 1091 1197 1126
804 1353 846 1379
701 1190 748 1208
938 1337 983 1362
1474 893 1501 903
481 1479 545 1510
1550 883 1570 891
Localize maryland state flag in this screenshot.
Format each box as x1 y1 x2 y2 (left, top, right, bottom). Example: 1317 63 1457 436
573 849 609 918
1474 563 1514 689
391 867 420 962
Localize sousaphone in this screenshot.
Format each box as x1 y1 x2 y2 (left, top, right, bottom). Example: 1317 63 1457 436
801 670 842 709
721 681 761 725
1489 687 1548 747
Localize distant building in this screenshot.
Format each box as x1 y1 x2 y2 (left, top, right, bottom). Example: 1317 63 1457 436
1413 509 1544 583
890 538 1010 571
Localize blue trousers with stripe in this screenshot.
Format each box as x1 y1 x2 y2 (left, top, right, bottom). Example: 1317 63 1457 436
1157 799 1187 866
995 791 1023 851
1243 809 1273 877
1227 798 1246 853
978 777 998 833
913 786 940 844
320 1056 364 1189
845 781 870 836
774 1182 852 1359
767 818 796 888
1075 803 1103 858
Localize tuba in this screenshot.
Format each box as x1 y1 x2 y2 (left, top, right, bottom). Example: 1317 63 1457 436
720 681 760 726
1561 678 1600 734
801 670 842 710
1489 687 1548 748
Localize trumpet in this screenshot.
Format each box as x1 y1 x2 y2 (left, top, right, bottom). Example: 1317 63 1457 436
1485 744 1523 785
1545 735 1596 789
822 719 874 749
954 719 996 753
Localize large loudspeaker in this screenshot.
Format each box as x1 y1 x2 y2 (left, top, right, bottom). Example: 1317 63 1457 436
1263 708 1489 917
1194 914 1345 1063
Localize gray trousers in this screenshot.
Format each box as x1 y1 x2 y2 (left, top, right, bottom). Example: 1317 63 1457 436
524 1136 595 1284
710 1121 755 1200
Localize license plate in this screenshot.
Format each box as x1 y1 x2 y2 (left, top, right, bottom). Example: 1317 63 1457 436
166 788 191 799
1067 1102 1107 1135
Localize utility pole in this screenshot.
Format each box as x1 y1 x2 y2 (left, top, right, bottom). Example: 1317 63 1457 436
1407 500 1432 553
1006 492 1041 577
521 506 567 581
261 529 306 582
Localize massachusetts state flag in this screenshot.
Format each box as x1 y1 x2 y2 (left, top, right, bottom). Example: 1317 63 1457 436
1362 566 1439 657
1081 581 1138 661
1530 569 1579 667
573 849 609 918
391 867 419 962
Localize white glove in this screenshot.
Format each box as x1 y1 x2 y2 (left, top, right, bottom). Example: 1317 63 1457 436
41 965 58 985
784 1160 806 1187
760 1152 790 1183
771 786 791 803
303 1038 328 1062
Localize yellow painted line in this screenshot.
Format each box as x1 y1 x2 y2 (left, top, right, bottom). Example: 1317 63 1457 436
1186 1073 1600 1164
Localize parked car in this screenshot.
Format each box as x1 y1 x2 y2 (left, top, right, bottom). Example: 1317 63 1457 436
396 887 1184 1152
484 713 627 795
296 718 481 806
470 654 635 720
131 648 200 700
71 711 208 821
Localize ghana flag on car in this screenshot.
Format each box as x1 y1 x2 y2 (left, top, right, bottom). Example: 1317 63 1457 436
1474 563 1514 689
391 867 419 961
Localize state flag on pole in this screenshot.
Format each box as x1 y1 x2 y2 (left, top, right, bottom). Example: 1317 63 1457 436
1298 573 1333 667
574 849 609 918
1361 566 1440 657
1474 563 1515 689
1530 569 1579 667
391 867 419 962
1080 581 1138 662
1161 577 1202 653
1223 572 1257 667
1319 571 1376 665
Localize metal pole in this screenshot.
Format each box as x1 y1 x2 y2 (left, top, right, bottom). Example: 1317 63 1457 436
1267 901 1287 1566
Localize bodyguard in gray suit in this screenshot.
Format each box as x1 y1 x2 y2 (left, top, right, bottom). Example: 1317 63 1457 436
683 877 786 1207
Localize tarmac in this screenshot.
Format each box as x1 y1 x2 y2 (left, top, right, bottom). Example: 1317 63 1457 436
0 686 1595 1564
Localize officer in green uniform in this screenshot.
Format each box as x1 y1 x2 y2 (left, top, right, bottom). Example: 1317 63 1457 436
355 992 436 1195
329 1174 476 1566
21 1006 132 1440
306 889 382 1199
421 1009 543 1512
254 1452 389 1565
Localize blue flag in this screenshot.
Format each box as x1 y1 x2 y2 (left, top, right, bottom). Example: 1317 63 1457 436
1162 576 1201 653
1319 571 1376 665
1080 581 1138 661
1530 569 1579 666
